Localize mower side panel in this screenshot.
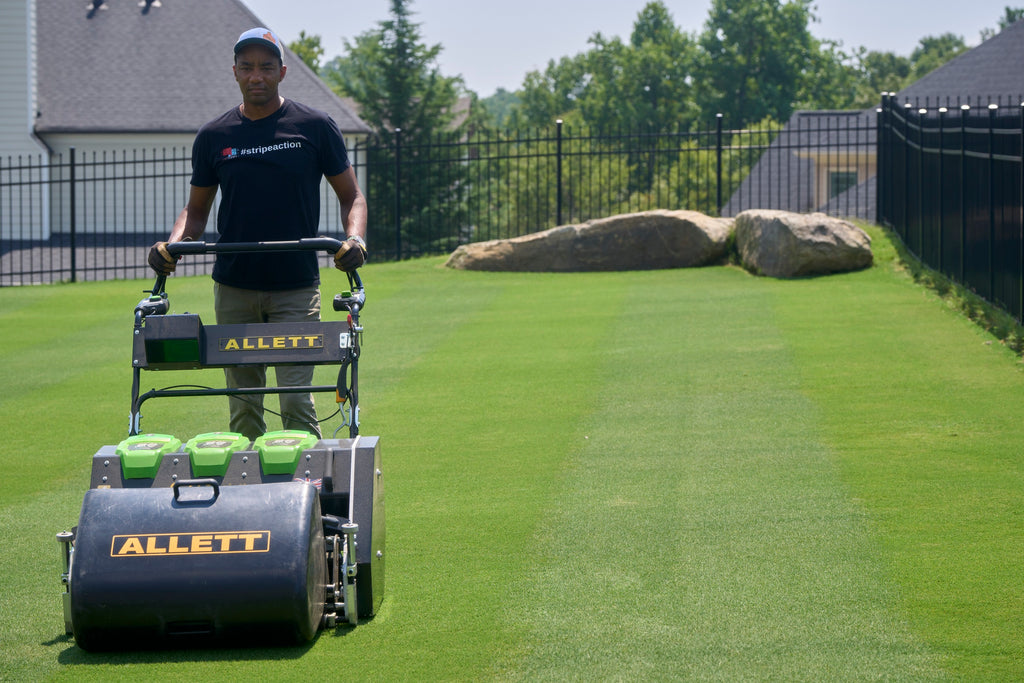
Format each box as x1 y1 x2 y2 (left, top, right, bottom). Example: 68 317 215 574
70 481 325 651
317 437 385 618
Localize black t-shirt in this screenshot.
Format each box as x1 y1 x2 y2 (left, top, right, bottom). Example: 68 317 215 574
191 99 352 290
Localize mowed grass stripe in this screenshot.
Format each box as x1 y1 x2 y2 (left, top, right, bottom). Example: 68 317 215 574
503 266 943 680
328 268 630 680
770 248 1024 678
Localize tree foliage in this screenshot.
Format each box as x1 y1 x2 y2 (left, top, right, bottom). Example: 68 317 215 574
509 2 697 130
322 0 463 139
319 0 470 257
500 1 1023 130
980 6 1024 40
696 0 816 127
908 33 968 82
288 30 324 74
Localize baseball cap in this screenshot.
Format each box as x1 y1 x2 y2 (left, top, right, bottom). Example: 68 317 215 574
234 27 282 59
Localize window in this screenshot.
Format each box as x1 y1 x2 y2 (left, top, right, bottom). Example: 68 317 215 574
829 171 858 199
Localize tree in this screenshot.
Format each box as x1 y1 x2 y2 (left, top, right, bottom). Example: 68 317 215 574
696 0 817 128
908 33 968 82
288 31 324 75
323 0 463 139
510 2 697 131
796 39 870 110
509 53 590 128
321 0 469 258
980 6 1024 40
997 5 1024 28
596 3 698 131
479 88 520 128
857 49 912 98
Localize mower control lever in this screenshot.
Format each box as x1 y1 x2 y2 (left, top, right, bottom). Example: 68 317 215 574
134 293 169 321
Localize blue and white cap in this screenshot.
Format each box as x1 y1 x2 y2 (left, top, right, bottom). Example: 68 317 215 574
234 27 282 59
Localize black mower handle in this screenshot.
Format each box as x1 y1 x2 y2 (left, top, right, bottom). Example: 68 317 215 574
147 237 363 300
164 237 346 258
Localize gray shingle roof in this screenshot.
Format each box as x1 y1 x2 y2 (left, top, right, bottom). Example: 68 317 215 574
894 19 1024 107
35 0 370 135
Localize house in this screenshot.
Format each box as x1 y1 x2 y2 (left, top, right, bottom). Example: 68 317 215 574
721 109 877 219
722 19 1024 221
1 0 370 240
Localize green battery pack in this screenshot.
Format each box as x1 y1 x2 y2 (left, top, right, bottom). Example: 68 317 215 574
115 434 182 479
184 432 251 477
253 430 319 475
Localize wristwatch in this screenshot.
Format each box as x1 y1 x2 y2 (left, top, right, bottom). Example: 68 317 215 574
347 235 367 251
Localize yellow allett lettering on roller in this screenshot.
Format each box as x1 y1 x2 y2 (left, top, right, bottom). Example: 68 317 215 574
219 335 323 352
110 531 271 557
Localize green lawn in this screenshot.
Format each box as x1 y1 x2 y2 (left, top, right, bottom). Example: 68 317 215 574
1 226 1022 680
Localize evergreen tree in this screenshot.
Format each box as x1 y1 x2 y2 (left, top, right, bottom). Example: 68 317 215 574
322 0 469 258
323 0 463 139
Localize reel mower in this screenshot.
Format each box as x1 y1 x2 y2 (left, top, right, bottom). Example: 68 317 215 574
55 239 384 650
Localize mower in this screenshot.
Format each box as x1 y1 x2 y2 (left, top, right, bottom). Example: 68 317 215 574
55 238 384 650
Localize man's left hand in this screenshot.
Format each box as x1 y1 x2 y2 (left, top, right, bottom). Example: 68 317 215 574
334 236 367 272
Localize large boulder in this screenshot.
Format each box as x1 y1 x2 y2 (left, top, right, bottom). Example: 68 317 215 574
445 210 733 272
734 210 872 278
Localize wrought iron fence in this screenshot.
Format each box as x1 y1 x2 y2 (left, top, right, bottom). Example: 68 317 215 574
877 93 1024 322
4 113 878 285
350 114 878 262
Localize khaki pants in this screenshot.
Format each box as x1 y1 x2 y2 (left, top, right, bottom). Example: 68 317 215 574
214 282 322 440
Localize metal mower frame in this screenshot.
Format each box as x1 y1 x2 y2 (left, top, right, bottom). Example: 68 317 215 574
56 239 384 650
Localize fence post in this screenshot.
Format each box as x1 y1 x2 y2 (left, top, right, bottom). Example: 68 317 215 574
960 104 969 283
938 106 947 273
1020 101 1024 323
556 119 563 226
875 95 884 226
69 147 77 283
902 103 911 242
715 114 723 215
988 104 998 299
394 128 402 260
918 108 927 252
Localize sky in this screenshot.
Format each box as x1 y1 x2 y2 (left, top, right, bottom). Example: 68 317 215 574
241 0 1019 97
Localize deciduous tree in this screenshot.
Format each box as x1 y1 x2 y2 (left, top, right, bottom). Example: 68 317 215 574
696 0 816 128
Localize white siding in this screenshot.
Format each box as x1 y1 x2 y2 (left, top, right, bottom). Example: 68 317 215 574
1 0 51 240
42 133 196 236
0 0 40 156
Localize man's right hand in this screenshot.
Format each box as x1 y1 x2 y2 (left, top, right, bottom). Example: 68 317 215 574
148 241 178 275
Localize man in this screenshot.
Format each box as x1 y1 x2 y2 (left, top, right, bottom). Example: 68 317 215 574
148 27 367 440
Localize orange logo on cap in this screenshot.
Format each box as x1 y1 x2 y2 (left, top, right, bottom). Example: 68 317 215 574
262 31 277 44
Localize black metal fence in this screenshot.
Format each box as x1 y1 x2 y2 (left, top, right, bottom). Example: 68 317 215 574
0 111 892 287
350 115 879 262
0 147 212 285
877 93 1024 322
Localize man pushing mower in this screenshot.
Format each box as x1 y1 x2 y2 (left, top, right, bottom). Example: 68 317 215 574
148 27 368 440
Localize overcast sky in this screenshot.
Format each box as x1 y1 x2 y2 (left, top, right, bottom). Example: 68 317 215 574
241 0 1018 97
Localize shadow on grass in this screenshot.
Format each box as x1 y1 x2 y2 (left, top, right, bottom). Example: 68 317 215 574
50 623 358 665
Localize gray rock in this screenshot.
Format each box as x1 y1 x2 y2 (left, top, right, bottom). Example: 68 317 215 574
734 210 872 278
445 210 734 272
